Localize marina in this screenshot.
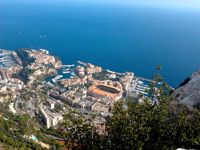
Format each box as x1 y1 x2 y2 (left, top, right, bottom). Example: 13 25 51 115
0 49 21 69
52 75 63 83
62 68 71 74
60 64 75 68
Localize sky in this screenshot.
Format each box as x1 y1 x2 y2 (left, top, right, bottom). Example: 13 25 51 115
1 0 200 10
129 0 200 10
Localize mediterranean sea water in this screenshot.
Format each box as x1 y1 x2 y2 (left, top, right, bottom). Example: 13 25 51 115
0 0 200 87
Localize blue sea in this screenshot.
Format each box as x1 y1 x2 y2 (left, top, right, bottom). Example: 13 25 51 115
0 0 200 87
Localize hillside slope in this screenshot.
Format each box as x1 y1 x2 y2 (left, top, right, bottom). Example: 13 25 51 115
173 70 200 108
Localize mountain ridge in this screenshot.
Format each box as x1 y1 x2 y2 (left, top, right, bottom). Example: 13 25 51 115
173 70 200 109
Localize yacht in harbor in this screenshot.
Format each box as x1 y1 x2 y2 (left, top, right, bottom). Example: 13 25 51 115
62 68 71 74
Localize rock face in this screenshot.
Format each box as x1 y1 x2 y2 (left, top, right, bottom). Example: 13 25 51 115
173 70 200 108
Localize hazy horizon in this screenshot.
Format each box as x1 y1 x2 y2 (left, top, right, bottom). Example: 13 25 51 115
1 0 200 10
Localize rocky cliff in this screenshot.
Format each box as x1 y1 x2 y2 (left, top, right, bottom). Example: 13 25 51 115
173 70 200 108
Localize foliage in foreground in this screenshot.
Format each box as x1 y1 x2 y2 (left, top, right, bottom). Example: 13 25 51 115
61 74 200 150
104 74 200 150
105 100 200 150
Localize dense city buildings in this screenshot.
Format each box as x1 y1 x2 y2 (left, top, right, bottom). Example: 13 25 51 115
0 49 149 136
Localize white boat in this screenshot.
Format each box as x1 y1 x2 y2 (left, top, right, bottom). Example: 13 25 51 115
71 72 75 76
46 82 54 87
62 68 71 71
62 68 71 74
53 75 63 80
62 71 71 74
138 80 144 84
66 64 75 67
61 64 75 68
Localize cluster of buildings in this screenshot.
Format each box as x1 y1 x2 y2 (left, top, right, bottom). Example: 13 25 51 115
75 61 102 77
44 60 150 130
54 62 124 116
0 68 24 93
85 63 102 75
59 77 87 88
40 103 63 128
0 49 150 133
27 49 60 70
0 49 24 102
0 49 22 69
24 49 62 84
44 62 141 132
120 72 134 92
56 86 111 114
